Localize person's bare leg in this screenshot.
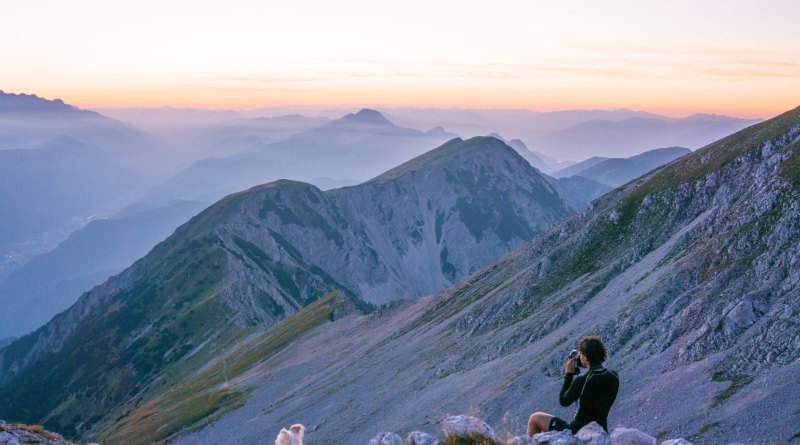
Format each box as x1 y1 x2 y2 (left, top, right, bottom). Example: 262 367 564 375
527 412 553 436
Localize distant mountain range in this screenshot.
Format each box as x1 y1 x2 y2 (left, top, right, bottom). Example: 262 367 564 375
0 92 164 271
0 136 143 256
553 147 692 187
146 109 458 203
0 200 207 338
0 136 572 442
531 114 759 159
382 108 760 160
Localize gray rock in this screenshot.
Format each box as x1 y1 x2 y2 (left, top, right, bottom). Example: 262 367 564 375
658 439 693 445
533 429 577 445
406 431 440 445
610 427 656 445
0 431 18 445
575 422 611 445
442 415 499 442
506 435 534 445
369 432 403 445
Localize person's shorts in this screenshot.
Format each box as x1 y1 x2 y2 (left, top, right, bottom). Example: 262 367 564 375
548 417 571 432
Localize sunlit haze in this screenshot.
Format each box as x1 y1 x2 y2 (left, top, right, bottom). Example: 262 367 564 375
3 0 799 117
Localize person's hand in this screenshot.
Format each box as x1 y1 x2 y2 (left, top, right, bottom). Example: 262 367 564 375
564 358 576 375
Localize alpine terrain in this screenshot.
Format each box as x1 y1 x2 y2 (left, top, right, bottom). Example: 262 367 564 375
0 136 571 443
164 106 796 444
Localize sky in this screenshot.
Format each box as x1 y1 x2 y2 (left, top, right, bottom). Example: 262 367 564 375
2 0 799 118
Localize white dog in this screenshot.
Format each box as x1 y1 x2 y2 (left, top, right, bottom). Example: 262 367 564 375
275 423 306 445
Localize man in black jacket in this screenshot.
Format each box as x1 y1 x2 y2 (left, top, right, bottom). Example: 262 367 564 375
527 336 619 435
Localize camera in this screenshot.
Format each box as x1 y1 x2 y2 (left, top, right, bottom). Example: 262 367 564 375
568 349 584 369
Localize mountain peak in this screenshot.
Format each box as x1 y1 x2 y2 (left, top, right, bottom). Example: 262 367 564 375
337 108 394 126
368 136 523 183
0 90 82 114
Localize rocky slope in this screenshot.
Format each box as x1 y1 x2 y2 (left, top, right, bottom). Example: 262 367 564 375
0 136 570 442
165 107 799 444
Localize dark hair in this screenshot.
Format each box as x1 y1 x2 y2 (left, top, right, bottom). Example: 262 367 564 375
579 336 607 365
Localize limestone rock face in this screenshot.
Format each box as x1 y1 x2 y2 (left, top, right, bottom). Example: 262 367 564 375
442 415 499 442
610 427 656 445
369 432 404 445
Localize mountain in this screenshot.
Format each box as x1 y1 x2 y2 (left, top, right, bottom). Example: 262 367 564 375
101 109 331 165
0 200 207 338
544 175 613 210
532 115 759 159
554 147 692 187
0 92 165 274
0 136 571 442
552 156 611 178
0 90 149 154
149 106 799 445
146 109 459 204
0 137 143 258
575 147 691 186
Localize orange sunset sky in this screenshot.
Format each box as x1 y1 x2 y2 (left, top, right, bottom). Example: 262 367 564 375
2 0 799 118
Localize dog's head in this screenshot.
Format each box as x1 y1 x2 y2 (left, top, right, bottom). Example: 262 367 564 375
289 424 306 440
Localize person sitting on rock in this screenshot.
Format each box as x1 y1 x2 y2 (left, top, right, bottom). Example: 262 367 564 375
527 335 619 435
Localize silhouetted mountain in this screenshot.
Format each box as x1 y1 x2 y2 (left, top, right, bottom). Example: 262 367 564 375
0 92 164 269
555 147 691 187
147 109 458 203
532 115 759 158
552 156 611 178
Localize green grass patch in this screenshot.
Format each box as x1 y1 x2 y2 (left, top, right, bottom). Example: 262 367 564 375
98 291 347 444
711 372 753 407
780 140 800 189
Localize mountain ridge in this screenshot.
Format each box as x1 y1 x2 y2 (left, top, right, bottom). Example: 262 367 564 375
0 136 571 442
164 105 800 445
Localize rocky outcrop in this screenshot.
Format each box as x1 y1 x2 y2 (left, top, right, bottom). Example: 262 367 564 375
369 432 404 445
406 431 441 445
441 415 499 442
609 428 656 445
0 421 83 445
366 417 694 445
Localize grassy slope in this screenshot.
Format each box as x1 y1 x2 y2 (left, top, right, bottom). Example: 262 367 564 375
96 291 352 444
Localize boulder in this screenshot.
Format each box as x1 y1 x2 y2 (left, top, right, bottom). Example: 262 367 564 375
533 429 577 445
659 440 693 445
610 427 656 445
406 431 440 445
575 422 611 445
505 435 534 445
442 415 499 442
406 431 441 445
369 432 404 445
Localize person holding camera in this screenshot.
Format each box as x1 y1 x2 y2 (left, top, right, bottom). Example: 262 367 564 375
527 335 619 436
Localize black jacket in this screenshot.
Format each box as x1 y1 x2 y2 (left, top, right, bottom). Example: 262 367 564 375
559 364 619 432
